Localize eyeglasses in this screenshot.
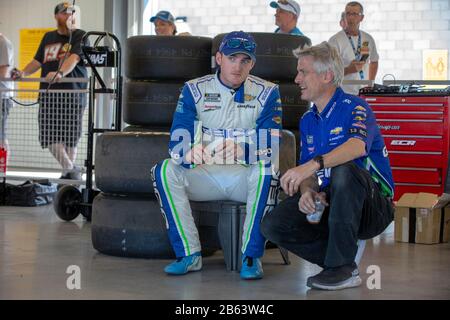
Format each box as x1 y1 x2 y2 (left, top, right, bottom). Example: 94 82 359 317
223 38 256 51
345 12 363 17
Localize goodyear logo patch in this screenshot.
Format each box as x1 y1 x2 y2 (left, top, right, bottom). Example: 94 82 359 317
355 105 366 112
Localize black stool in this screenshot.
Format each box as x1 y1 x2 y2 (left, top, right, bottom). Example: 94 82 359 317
191 200 290 271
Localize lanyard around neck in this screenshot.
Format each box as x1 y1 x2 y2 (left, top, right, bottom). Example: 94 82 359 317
347 31 364 79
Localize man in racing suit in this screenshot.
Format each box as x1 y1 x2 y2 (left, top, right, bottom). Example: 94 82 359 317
151 31 282 280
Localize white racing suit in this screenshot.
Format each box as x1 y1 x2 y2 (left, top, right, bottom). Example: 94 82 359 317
151 73 282 258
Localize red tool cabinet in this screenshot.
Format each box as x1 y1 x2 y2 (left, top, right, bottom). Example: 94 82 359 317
360 94 450 200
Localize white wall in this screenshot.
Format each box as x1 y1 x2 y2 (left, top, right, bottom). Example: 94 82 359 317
0 0 105 67
154 0 450 82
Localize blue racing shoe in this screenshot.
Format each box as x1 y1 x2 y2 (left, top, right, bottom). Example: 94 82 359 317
240 256 264 280
164 252 202 275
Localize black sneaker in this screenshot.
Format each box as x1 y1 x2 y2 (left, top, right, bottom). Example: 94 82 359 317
307 262 362 290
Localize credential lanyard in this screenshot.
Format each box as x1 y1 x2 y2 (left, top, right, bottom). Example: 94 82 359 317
348 31 364 80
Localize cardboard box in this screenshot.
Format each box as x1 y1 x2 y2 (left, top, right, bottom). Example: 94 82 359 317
443 208 450 243
394 193 450 244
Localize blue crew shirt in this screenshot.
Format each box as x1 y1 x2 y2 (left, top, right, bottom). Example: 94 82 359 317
299 87 394 197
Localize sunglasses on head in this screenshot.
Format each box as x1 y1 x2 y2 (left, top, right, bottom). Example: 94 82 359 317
224 38 256 51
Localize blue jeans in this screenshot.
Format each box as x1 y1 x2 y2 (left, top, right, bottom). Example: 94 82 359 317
261 162 393 268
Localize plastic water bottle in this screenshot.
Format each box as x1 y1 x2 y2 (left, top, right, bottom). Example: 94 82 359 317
306 198 325 224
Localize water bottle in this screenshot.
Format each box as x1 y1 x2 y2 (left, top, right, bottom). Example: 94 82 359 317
306 198 325 224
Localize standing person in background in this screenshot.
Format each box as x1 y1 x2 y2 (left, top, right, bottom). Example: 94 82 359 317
270 0 305 36
150 10 178 36
150 10 191 36
12 2 88 181
0 33 14 156
339 12 348 30
329 1 378 95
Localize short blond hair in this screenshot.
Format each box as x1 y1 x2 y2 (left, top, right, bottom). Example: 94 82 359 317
293 41 344 87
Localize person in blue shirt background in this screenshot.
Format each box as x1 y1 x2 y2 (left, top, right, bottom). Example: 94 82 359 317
270 0 305 36
261 41 394 291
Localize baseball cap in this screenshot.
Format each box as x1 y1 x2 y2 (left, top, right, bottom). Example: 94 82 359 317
54 2 75 15
150 10 175 24
270 0 301 16
219 31 257 61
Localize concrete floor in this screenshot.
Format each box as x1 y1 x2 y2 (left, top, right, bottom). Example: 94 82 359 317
0 204 449 300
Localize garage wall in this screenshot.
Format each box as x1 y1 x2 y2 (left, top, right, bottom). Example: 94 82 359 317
0 0 105 67
155 0 450 82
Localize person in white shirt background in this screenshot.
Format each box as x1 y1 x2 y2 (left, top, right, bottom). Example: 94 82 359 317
329 1 379 95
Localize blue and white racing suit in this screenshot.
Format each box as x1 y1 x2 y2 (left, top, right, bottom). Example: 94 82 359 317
151 73 282 259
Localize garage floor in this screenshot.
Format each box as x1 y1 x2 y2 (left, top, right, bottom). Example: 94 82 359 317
0 204 449 300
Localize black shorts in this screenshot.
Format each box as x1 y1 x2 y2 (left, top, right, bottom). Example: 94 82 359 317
38 93 87 148
1 98 12 142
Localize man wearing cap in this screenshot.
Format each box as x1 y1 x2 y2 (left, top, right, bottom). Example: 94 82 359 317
329 1 379 95
270 0 304 36
151 31 282 280
13 2 87 181
150 10 177 36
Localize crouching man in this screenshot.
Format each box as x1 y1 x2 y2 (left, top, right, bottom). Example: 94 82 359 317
261 42 394 290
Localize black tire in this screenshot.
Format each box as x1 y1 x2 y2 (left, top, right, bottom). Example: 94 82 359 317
278 83 311 129
280 130 297 176
91 193 219 259
123 80 184 127
123 125 170 132
91 193 175 259
95 131 170 194
290 129 301 164
125 36 212 80
212 32 311 81
53 185 82 221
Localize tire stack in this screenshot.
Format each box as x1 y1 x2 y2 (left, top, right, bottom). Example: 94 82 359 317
92 33 310 260
92 36 213 259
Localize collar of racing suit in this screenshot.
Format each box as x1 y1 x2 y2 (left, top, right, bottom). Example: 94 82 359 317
215 71 246 103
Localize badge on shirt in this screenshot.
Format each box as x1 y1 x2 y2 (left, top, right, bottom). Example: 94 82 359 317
204 93 221 103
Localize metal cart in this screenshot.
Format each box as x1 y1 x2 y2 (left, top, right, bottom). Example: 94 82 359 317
53 31 122 221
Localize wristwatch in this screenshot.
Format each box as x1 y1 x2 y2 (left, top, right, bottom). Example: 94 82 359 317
313 155 324 170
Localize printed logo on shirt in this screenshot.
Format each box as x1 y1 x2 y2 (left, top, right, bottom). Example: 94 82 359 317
343 99 352 104
330 127 343 135
349 127 367 137
176 100 184 113
353 116 366 121
308 147 315 153
244 94 256 102
352 110 367 117
204 93 221 103
307 135 314 144
354 105 367 112
261 87 272 101
237 104 256 109
352 122 367 129
203 105 222 112
272 116 282 125
329 135 344 142
189 83 200 100
43 43 63 63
